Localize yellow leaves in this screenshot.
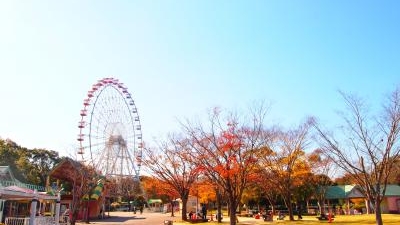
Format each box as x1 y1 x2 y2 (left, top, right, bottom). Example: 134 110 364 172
192 180 217 203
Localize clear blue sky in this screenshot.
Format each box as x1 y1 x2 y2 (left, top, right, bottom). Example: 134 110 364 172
0 1 399 157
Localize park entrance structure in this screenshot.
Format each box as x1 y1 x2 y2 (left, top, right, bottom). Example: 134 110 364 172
77 77 143 180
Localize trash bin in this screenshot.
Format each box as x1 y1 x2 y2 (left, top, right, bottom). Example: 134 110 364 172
164 220 173 225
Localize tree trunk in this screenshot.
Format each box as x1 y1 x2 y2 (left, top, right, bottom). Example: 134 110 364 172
266 198 276 214
365 199 371 214
70 193 80 225
216 189 223 223
317 198 325 215
70 208 78 225
229 202 237 225
171 200 175 217
85 200 90 223
181 195 189 221
283 193 294 220
374 197 383 225
287 202 294 221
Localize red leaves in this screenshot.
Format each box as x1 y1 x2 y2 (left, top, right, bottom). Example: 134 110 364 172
219 130 242 152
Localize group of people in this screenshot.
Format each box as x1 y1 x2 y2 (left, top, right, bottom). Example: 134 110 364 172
254 207 303 221
188 204 208 220
132 205 144 214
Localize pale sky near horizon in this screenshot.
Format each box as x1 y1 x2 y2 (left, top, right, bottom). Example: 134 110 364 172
0 1 399 158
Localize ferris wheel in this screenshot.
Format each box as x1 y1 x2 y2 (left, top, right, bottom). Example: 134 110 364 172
77 77 143 180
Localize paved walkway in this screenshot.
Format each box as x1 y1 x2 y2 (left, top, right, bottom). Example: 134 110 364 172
76 211 180 225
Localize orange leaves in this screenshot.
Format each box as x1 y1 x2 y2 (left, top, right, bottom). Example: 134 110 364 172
247 172 262 183
214 164 226 177
213 159 241 179
141 176 179 199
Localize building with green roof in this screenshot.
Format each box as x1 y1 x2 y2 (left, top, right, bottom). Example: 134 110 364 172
322 184 400 214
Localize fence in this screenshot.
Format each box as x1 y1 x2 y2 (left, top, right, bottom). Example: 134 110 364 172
4 217 29 225
0 180 46 191
4 216 70 225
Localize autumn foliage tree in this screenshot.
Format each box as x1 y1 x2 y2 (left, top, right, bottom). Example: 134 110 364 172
141 176 178 202
182 106 269 225
257 121 312 221
193 179 217 205
142 136 201 220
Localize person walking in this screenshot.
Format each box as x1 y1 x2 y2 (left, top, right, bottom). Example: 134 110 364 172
201 204 207 220
297 205 303 220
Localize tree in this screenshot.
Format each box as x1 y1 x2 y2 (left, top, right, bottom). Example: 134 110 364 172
182 106 269 225
386 158 400 184
0 138 24 181
241 181 264 212
257 121 312 221
195 179 217 205
307 149 335 215
141 176 171 200
51 159 99 225
142 136 201 220
107 176 142 202
258 178 281 214
23 148 63 186
0 138 62 186
249 164 281 214
292 172 315 213
335 172 358 185
312 88 400 225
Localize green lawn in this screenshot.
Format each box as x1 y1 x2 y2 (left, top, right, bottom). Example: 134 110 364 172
173 214 400 225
